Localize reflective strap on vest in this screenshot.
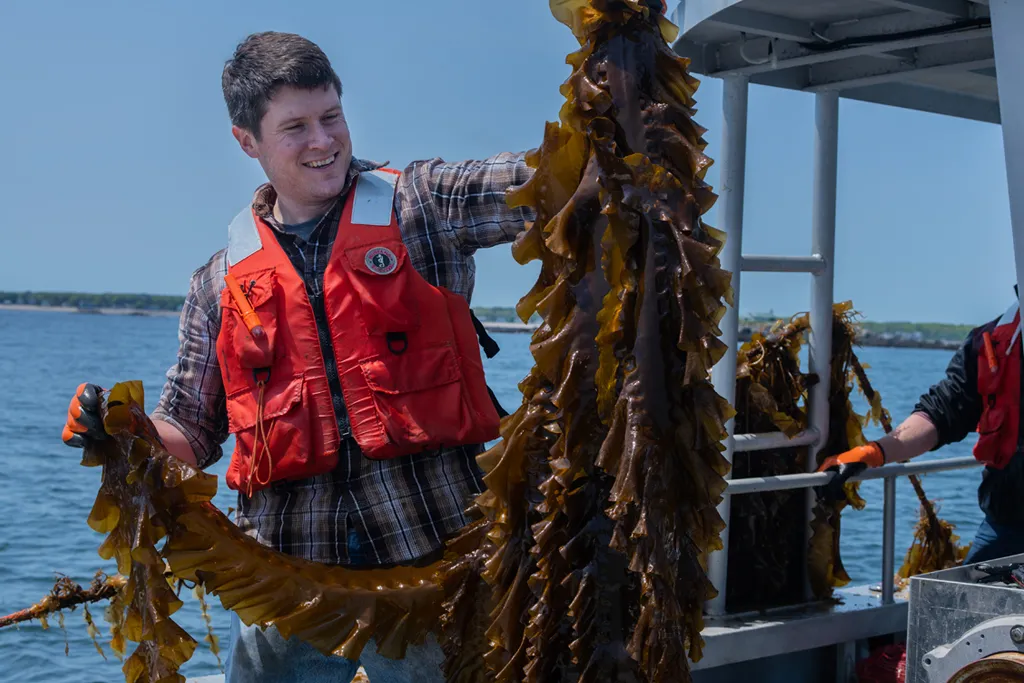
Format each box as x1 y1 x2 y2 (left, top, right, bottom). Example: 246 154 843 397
998 301 1019 328
996 301 1023 358
226 169 400 265
351 170 399 226
227 207 262 266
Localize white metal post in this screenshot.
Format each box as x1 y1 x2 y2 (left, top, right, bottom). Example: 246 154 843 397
882 478 897 604
990 0 1024 319
805 90 840 600
706 75 750 617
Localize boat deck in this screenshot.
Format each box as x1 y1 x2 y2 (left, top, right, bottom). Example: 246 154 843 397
693 585 908 681
185 585 907 683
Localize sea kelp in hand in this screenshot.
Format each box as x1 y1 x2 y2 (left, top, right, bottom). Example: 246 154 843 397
71 381 463 682
467 1 732 680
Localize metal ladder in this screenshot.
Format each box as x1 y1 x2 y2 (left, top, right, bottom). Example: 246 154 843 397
706 79 840 616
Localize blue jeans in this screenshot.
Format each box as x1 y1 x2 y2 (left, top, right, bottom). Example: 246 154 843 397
224 527 445 682
964 515 1024 564
223 612 445 683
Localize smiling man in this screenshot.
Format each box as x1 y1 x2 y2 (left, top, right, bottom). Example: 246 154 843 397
62 31 533 682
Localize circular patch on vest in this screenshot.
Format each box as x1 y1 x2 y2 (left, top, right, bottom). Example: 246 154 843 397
364 247 398 275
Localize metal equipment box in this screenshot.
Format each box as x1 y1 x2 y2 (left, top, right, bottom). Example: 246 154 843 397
907 553 1024 682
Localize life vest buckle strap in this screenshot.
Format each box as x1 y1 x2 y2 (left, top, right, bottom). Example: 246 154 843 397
386 332 408 355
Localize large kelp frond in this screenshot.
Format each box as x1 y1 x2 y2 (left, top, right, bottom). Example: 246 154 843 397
81 381 464 681
471 1 732 681
726 313 814 611
88 382 202 683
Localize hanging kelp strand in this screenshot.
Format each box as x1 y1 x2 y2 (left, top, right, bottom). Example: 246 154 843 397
807 303 871 598
468 1 733 680
61 381 459 682
727 314 814 611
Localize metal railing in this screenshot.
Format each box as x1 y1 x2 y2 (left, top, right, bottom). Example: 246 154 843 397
724 454 982 605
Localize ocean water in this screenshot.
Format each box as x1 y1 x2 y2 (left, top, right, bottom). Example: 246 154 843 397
0 309 985 682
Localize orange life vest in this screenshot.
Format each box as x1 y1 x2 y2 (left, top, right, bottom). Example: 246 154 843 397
215 168 500 494
974 302 1022 470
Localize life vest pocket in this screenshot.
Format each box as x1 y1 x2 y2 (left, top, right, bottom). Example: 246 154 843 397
219 267 279 383
225 372 314 493
344 240 420 335
342 343 478 458
978 404 1006 436
975 403 1017 470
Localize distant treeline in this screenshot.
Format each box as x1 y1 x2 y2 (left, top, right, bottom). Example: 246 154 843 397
0 293 977 340
0 291 186 311
739 318 974 345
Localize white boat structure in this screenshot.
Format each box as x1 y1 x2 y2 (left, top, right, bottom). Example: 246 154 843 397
672 0 1024 681
189 1 1024 680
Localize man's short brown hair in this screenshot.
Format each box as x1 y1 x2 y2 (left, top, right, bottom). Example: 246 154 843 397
222 32 342 138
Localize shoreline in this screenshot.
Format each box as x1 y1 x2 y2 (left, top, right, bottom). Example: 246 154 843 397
0 304 963 350
0 303 180 318
736 327 961 351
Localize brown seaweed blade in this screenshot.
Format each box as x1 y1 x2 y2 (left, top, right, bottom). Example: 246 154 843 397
470 2 732 681
898 476 970 578
81 382 468 681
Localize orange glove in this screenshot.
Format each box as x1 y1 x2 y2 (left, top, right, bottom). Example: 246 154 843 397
61 383 107 449
817 443 886 472
817 442 885 501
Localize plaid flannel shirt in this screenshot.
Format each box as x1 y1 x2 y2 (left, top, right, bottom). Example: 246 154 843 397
152 153 534 566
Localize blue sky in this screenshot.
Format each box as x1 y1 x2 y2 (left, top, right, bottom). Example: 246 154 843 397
0 1 1014 324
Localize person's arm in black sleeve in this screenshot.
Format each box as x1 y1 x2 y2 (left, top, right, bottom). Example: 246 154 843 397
862 329 981 466
817 329 983 500
909 330 982 450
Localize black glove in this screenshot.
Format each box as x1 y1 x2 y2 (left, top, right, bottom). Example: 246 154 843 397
62 382 107 448
817 461 868 503
815 442 885 503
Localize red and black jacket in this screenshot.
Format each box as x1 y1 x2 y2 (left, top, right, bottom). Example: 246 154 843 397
915 299 1024 525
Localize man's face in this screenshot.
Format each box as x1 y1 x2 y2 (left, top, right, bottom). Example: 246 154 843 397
233 84 352 210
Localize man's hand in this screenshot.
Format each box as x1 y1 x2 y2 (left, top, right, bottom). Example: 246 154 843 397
816 442 885 502
62 382 107 448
